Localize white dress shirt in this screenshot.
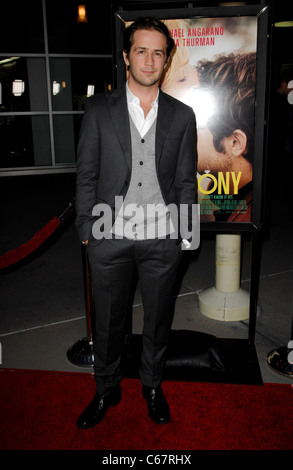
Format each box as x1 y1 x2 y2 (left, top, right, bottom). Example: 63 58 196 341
126 82 159 137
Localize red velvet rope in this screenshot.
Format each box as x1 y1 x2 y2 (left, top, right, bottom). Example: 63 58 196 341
0 217 61 269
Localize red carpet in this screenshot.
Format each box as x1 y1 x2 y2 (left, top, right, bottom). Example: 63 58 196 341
1 368 293 450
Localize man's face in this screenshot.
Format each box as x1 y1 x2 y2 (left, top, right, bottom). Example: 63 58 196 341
123 29 169 88
197 127 233 175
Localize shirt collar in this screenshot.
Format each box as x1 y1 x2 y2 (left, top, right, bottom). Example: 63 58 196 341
126 81 159 108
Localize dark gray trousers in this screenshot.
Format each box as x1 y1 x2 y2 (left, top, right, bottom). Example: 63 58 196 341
87 237 182 394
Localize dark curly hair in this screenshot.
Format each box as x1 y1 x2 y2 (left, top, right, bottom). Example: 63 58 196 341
196 52 256 163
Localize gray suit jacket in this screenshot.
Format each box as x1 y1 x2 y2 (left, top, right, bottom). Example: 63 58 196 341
75 85 197 245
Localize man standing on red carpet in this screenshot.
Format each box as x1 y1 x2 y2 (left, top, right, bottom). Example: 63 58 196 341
75 17 197 428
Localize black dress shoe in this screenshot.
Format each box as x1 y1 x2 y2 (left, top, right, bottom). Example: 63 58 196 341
77 385 121 429
142 386 170 425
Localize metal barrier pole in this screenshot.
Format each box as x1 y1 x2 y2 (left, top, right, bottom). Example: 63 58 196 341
67 244 94 367
267 295 293 378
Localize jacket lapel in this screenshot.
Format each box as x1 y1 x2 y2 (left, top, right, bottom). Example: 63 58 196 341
107 86 132 169
107 86 175 170
156 90 176 164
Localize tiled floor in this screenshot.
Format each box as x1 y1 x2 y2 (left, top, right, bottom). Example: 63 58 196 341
0 173 292 384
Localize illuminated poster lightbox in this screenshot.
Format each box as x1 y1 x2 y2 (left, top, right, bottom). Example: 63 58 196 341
115 4 269 231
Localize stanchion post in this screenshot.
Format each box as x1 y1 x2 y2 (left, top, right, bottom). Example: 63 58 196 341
66 243 94 367
82 244 95 345
267 294 293 378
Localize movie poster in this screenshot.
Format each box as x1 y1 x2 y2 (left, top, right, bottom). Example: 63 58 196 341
159 17 258 223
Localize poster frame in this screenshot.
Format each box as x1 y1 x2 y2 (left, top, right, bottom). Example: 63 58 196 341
114 3 270 233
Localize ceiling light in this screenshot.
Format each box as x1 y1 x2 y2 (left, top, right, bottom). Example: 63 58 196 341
78 5 88 23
